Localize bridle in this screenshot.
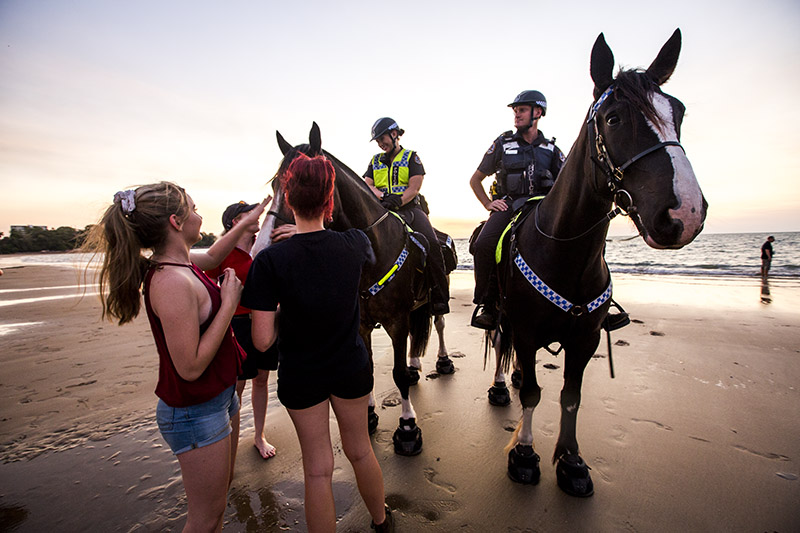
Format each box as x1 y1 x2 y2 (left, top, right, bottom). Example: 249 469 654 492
589 84 684 192
536 84 684 242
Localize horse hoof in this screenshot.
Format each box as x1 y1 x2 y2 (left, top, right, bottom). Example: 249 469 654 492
488 382 511 406
507 444 540 485
556 453 594 497
511 370 522 389
393 417 423 456
435 356 455 375
368 406 379 435
407 366 420 386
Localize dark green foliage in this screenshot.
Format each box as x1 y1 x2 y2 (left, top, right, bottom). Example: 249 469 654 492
193 232 217 248
0 226 90 254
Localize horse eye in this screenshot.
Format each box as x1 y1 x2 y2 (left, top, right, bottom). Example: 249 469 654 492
606 115 620 127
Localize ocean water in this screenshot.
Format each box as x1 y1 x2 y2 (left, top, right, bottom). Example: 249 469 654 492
451 231 800 279
1 232 797 280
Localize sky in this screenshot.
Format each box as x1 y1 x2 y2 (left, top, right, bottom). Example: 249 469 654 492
1 0 799 239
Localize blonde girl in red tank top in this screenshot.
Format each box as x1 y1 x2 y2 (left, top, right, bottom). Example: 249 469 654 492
83 182 268 531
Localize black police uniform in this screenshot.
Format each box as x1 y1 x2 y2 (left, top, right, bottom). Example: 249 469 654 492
472 129 565 305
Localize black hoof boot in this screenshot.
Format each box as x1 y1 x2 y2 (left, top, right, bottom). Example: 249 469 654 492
368 405 379 435
487 381 511 406
407 366 420 386
511 370 522 389
435 356 455 375
556 453 594 497
507 444 540 484
393 417 423 456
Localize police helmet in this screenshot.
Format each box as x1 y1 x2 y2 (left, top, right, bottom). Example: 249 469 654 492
508 90 547 116
370 117 404 141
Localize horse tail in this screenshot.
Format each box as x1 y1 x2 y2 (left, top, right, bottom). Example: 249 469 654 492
408 304 432 360
497 314 515 375
504 419 522 455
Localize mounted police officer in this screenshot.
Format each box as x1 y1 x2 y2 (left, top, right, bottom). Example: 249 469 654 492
363 117 451 315
469 90 565 329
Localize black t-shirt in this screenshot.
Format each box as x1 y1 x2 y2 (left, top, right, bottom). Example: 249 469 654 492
241 229 373 384
761 241 773 260
363 148 425 180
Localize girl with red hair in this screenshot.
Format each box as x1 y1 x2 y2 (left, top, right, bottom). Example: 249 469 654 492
243 154 392 532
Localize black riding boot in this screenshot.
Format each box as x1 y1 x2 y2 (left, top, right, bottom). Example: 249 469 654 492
471 271 499 330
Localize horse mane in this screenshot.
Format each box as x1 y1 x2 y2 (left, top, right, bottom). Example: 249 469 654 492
276 144 377 201
322 150 378 198
612 68 667 131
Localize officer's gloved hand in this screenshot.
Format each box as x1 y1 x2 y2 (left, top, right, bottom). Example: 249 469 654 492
381 193 403 211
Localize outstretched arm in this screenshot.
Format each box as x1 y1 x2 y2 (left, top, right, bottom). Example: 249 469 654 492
191 197 270 270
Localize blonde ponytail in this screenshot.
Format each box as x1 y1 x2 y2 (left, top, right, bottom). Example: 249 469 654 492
82 182 188 325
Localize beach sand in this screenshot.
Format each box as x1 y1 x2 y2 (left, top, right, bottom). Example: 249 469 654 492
1 265 798 532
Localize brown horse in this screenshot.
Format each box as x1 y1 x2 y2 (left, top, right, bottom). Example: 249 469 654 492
497 29 706 496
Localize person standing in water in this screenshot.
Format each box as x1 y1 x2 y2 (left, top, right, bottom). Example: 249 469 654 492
761 235 775 278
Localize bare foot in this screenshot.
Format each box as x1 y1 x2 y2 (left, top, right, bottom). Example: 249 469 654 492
254 435 276 459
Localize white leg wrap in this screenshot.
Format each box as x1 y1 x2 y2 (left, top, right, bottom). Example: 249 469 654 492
401 399 416 421
519 407 534 446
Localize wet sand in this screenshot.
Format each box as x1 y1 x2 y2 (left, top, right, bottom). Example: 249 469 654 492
1 265 799 532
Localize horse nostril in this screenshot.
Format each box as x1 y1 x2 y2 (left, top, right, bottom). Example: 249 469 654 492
651 209 685 247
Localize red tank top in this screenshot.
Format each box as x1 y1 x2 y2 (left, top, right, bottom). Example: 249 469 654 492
144 262 245 407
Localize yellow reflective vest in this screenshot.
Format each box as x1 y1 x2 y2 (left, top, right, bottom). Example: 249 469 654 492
371 149 413 194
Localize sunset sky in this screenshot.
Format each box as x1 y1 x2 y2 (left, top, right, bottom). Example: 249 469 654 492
1 0 799 238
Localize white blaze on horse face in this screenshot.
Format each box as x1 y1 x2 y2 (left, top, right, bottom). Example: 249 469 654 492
251 189 281 257
647 93 704 247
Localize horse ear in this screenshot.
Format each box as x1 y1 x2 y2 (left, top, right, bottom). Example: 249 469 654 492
309 122 322 155
590 33 615 99
646 29 681 86
276 130 292 156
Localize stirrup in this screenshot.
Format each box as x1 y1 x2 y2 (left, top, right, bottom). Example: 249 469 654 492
470 304 497 330
603 299 630 332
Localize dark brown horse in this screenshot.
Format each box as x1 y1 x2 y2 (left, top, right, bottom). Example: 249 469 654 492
498 29 706 496
252 124 447 455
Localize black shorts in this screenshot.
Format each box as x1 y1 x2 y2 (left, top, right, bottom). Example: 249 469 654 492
277 363 373 410
231 315 279 380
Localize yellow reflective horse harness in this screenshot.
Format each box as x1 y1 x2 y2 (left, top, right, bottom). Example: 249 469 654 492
363 211 427 298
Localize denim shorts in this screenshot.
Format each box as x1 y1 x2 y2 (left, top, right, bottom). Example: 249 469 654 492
156 385 240 455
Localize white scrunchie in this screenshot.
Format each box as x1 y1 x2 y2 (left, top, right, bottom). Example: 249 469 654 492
114 189 136 214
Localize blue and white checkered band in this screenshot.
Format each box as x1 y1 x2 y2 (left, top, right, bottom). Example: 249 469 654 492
587 85 615 123
367 246 410 296
409 234 426 254
586 282 614 313
514 253 613 313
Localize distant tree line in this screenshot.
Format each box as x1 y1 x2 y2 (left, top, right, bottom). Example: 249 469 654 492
0 226 217 254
